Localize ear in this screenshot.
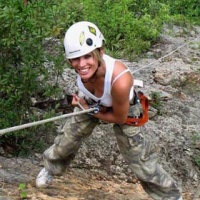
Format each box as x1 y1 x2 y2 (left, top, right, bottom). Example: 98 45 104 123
99 48 104 56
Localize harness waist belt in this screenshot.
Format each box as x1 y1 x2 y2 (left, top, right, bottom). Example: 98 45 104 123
125 91 149 126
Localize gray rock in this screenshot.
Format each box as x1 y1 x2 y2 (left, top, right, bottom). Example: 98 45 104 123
0 169 29 184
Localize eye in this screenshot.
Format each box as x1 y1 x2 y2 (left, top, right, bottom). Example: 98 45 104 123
84 54 92 59
70 57 79 62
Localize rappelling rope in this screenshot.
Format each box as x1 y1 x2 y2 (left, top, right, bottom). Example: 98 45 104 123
132 36 200 74
0 36 199 136
0 107 95 136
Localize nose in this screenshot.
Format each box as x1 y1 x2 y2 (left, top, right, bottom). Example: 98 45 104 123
79 57 86 67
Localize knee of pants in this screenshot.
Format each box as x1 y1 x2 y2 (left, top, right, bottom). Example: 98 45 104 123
53 133 81 159
42 132 81 162
114 125 159 179
43 143 77 175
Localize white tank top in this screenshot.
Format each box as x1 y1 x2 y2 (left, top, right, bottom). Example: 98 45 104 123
77 54 134 107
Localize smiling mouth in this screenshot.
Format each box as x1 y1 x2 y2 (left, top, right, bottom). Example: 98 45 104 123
79 68 90 75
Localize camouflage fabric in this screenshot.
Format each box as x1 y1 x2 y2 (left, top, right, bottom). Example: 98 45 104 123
113 124 182 200
42 105 182 200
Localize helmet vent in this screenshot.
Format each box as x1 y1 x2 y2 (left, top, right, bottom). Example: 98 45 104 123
86 38 93 46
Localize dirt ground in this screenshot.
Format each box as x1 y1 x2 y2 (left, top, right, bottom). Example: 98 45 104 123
0 156 194 200
1 24 200 200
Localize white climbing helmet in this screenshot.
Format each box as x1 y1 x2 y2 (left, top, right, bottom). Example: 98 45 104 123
64 21 104 59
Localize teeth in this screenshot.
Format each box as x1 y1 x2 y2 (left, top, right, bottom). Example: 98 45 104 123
80 69 88 72
79 68 89 74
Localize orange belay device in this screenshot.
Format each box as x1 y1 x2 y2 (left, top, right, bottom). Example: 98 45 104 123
125 91 149 127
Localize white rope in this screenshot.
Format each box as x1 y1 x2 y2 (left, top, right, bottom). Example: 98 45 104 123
1 36 199 136
0 107 95 136
132 36 200 74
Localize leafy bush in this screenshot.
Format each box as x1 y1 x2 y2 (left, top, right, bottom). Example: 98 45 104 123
81 0 163 57
167 0 199 20
0 0 199 156
0 0 68 154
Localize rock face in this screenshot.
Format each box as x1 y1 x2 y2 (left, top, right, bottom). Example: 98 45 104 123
0 25 200 200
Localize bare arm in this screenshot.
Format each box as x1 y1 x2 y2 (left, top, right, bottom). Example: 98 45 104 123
72 61 133 124
95 63 133 124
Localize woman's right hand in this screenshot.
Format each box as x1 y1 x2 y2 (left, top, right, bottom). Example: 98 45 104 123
71 94 89 109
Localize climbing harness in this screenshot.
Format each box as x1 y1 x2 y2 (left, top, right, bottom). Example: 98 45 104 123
126 36 200 126
88 100 101 115
125 91 149 126
0 36 199 135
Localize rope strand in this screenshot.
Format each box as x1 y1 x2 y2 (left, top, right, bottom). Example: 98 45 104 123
0 36 199 136
132 36 200 74
0 108 95 136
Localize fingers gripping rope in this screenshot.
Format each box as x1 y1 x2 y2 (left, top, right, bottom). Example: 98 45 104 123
0 36 199 136
88 100 101 115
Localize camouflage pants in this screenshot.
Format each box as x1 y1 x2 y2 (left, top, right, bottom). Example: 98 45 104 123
42 106 182 200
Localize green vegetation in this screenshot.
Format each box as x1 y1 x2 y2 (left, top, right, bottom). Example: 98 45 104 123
18 183 27 199
195 157 200 168
0 0 199 156
191 132 200 169
150 91 162 115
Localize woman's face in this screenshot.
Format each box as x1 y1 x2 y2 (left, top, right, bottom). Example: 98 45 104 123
69 52 99 80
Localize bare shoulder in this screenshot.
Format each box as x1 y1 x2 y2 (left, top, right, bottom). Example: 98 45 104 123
111 60 133 103
115 60 128 72
112 60 133 85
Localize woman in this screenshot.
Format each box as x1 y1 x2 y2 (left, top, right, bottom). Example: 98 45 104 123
36 21 182 200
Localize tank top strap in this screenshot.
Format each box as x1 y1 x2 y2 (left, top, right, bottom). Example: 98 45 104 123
112 68 130 86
